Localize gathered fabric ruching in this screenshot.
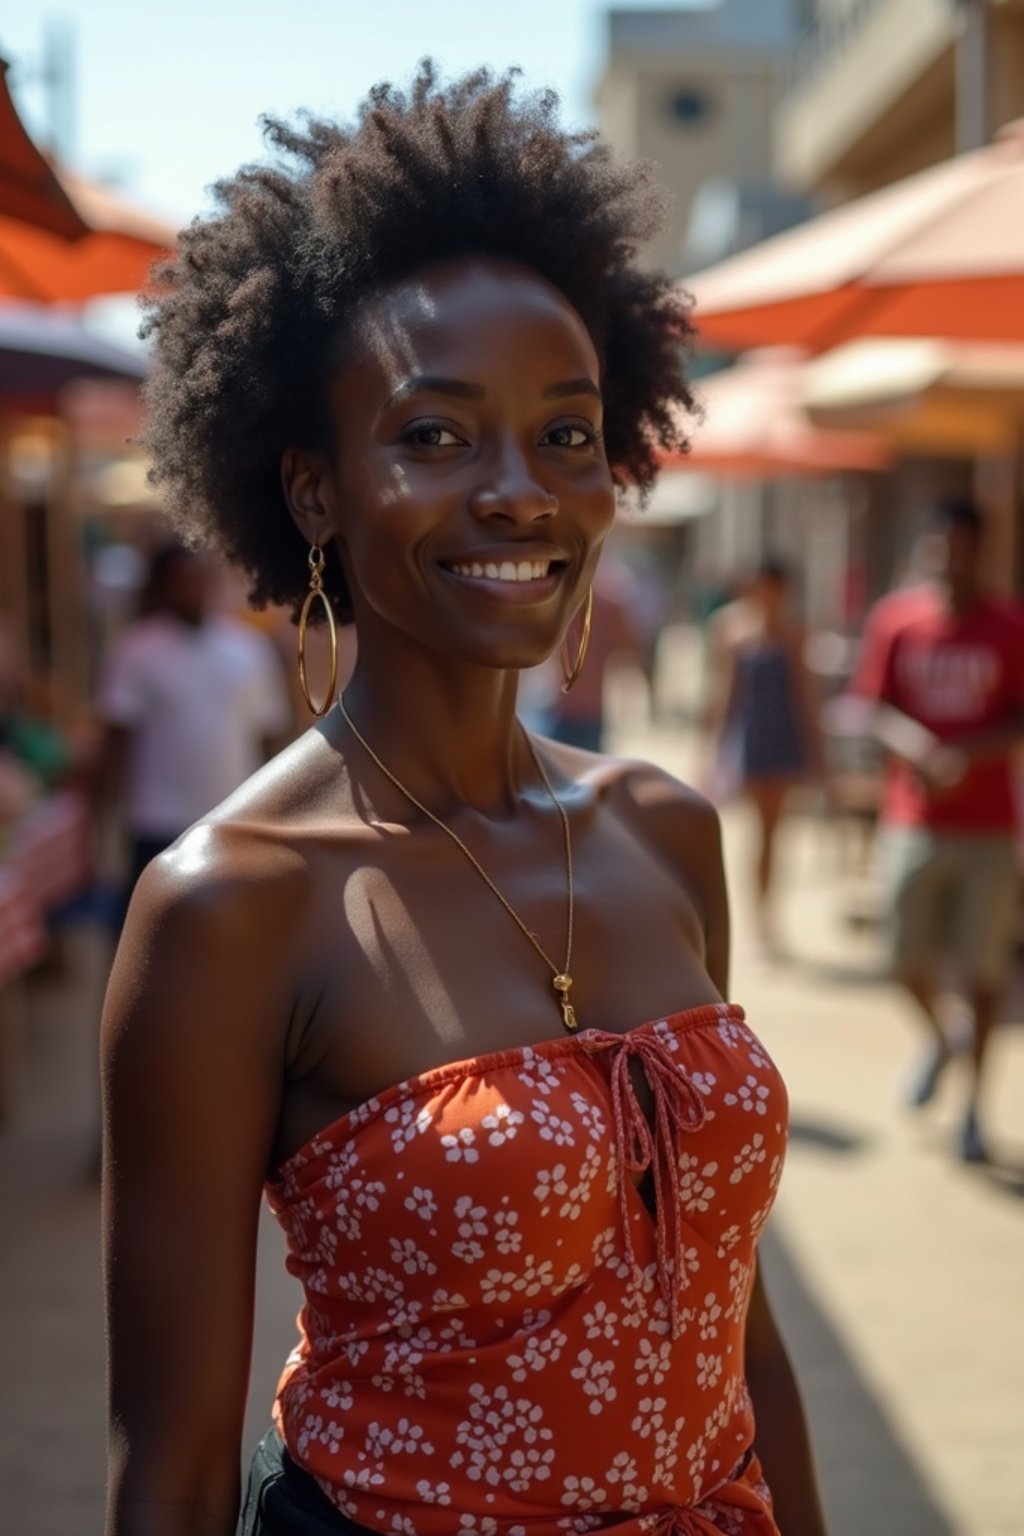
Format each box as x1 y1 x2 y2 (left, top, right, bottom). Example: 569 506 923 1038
586 1027 708 1338
267 1003 788 1535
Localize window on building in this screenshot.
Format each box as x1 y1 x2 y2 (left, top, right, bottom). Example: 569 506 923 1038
665 85 715 128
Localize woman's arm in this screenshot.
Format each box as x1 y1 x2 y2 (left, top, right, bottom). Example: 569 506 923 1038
102 827 305 1536
745 1261 828 1536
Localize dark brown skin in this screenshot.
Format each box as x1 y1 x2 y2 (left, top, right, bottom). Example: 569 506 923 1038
102 258 826 1536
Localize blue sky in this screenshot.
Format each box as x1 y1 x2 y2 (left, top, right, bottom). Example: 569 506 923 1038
5 1 709 223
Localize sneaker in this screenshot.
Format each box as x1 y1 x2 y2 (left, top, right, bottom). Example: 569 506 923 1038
959 1110 989 1164
906 1043 951 1109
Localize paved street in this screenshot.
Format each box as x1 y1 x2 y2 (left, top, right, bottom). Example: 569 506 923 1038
1 713 1022 1536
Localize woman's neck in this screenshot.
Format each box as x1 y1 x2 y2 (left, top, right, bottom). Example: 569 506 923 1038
340 652 534 819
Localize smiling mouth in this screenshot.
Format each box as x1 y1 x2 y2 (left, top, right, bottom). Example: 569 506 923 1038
443 557 566 584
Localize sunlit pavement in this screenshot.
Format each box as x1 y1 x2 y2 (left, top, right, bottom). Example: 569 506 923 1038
1 711 1022 1536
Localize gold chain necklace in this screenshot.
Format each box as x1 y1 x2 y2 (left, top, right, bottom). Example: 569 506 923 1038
338 693 579 1032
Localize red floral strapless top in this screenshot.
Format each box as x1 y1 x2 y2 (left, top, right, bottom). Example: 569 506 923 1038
267 1003 788 1535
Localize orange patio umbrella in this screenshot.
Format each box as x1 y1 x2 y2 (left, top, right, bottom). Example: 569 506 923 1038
665 348 892 478
686 121 1024 353
0 58 87 239
801 338 1024 457
0 58 176 302
0 167 176 302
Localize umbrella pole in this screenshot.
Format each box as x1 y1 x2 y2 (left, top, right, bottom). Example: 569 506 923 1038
955 0 990 152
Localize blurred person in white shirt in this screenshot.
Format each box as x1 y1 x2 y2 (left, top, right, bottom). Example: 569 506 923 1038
96 542 292 895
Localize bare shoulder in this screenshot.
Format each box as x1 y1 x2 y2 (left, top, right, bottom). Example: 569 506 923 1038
542 736 723 882
607 755 723 873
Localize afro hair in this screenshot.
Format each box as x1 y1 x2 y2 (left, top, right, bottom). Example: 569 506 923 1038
141 62 697 622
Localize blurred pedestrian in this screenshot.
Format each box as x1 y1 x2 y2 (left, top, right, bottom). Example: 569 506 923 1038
706 559 823 955
95 541 292 897
854 501 1024 1162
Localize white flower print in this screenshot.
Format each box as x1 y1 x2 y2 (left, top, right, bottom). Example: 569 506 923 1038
452 1196 489 1263
717 1019 744 1049
455 1384 555 1490
730 1132 768 1184
630 1394 667 1439
404 1185 437 1221
415 1479 452 1505
508 1326 568 1382
749 1199 774 1239
724 1074 770 1116
634 1336 672 1387
696 1351 724 1392
569 1090 607 1140
725 1256 755 1321
324 1380 353 1411
494 1210 522 1255
698 1293 722 1340
388 1236 437 1277
480 1268 516 1306
384 1095 432 1154
652 1417 686 1484
603 1450 649 1511
441 1126 479 1163
534 1163 569 1206
530 1098 577 1147
365 1417 434 1460
518 1050 563 1097
570 1349 618 1415
583 1300 619 1342
716 1224 741 1257
482 1101 524 1147
678 1153 719 1214
560 1474 607 1511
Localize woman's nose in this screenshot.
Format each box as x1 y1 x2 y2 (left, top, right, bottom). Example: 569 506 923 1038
469 455 557 526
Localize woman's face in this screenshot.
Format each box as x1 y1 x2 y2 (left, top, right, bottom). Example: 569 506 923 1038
303 257 616 672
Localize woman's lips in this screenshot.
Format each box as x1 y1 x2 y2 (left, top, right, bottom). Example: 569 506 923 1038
439 556 567 602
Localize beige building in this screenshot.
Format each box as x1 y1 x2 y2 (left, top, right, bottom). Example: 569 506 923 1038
776 0 1024 200
593 2 811 276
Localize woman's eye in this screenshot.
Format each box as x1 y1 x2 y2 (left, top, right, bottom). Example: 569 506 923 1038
544 423 599 449
402 421 464 448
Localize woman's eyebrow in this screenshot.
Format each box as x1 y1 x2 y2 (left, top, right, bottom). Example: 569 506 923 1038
542 377 601 401
383 374 602 410
384 375 485 408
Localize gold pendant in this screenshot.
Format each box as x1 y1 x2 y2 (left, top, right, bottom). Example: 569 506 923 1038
553 973 578 1032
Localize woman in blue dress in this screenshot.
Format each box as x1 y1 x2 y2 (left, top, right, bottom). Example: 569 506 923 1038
708 560 823 955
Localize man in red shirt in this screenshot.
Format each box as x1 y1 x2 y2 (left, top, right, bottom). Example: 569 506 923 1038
855 501 1024 1162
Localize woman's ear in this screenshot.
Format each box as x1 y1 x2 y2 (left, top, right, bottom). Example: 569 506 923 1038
281 448 340 550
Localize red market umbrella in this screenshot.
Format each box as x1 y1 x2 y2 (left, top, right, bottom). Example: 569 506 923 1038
686 121 1024 353
0 168 176 302
0 57 87 240
666 348 892 478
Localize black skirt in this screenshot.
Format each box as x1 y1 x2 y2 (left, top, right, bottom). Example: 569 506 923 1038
239 1429 380 1535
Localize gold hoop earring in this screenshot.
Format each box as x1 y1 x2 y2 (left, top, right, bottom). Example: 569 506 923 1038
297 545 338 717
561 587 593 694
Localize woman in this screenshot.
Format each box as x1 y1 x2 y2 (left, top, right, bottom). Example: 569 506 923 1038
706 562 823 958
102 68 827 1536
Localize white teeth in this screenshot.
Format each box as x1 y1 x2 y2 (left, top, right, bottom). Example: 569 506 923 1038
449 558 554 582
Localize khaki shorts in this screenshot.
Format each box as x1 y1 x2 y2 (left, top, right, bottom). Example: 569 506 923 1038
883 827 1021 990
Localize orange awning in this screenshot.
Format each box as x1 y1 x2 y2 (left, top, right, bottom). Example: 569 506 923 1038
666 348 892 479
0 58 87 239
0 167 176 302
686 122 1024 352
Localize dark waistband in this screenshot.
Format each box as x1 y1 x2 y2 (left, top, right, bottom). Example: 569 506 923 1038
239 1429 377 1535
